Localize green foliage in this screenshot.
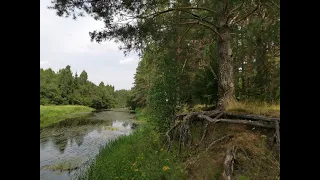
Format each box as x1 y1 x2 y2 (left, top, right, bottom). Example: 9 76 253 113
114 89 130 108
40 65 120 109
134 108 147 121
77 124 186 180
147 46 179 132
40 105 94 128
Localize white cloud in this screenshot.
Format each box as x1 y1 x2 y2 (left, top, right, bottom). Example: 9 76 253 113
40 61 48 65
84 41 120 54
119 58 138 65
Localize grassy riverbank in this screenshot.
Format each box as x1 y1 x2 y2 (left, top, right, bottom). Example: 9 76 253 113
78 103 279 180
40 105 95 128
78 109 186 180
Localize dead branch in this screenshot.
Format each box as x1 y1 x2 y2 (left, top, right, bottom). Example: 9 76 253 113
200 122 210 143
166 121 181 151
274 119 280 159
197 114 275 129
206 135 233 152
183 11 219 28
177 21 223 40
233 4 260 24
224 112 280 123
176 109 221 118
227 1 245 18
138 7 216 19
200 112 224 143
223 146 236 180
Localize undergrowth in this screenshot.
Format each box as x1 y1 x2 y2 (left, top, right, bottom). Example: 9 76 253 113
77 109 186 180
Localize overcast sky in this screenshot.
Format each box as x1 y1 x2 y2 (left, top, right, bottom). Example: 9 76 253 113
40 0 139 90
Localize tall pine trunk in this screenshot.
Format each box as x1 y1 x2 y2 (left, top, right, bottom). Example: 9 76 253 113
216 2 236 109
216 26 236 109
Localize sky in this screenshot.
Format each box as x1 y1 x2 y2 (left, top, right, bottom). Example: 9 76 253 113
40 0 140 90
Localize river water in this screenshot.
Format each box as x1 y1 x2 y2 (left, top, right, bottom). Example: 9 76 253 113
40 109 137 180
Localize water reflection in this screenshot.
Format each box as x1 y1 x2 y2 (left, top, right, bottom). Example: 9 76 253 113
40 110 138 180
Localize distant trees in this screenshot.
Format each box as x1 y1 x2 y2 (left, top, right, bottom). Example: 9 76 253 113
40 65 130 109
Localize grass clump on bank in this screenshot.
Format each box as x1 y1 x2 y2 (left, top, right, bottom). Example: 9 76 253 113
40 105 94 128
176 101 280 118
226 101 280 117
78 110 186 180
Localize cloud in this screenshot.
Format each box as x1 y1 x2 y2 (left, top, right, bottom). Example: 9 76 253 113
119 58 138 65
40 61 48 65
84 41 120 53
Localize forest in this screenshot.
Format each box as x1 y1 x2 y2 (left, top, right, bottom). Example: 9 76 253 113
44 0 280 179
40 65 130 109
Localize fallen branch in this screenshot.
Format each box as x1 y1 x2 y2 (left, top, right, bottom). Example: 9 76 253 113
200 112 224 143
176 109 221 118
224 112 280 123
274 119 280 159
197 115 275 129
166 121 181 151
223 146 236 180
206 135 233 152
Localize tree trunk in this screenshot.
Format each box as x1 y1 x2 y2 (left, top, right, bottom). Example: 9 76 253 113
216 25 236 109
214 1 237 110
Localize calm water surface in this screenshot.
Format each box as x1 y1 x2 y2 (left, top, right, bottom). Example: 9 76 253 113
40 109 138 180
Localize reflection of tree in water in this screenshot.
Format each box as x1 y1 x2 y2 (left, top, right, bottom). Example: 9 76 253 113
96 126 102 134
51 134 68 154
40 137 50 151
74 135 84 147
122 122 129 127
40 136 50 145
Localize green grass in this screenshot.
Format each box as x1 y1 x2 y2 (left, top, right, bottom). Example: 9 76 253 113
226 101 280 117
135 108 148 121
78 110 186 180
40 105 95 128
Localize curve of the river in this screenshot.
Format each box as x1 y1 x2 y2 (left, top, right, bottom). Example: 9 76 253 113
40 109 138 180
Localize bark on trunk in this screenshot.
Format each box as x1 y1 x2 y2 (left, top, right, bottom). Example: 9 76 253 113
216 25 236 109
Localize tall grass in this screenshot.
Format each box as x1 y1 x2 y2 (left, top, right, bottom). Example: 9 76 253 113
176 101 280 117
40 105 95 128
77 110 186 180
226 101 280 117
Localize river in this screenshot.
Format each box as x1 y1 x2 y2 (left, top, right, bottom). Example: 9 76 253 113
40 109 138 180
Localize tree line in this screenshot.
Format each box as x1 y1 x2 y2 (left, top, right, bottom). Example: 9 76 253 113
40 65 130 109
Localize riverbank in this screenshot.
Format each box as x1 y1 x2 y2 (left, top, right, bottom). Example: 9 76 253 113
77 109 186 180
78 104 279 180
40 105 95 128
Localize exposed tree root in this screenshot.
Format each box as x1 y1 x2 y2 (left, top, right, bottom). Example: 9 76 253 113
223 146 236 180
166 109 280 154
206 135 233 152
166 109 281 180
200 112 224 143
274 119 280 159
165 121 181 151
198 115 275 128
224 112 280 123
